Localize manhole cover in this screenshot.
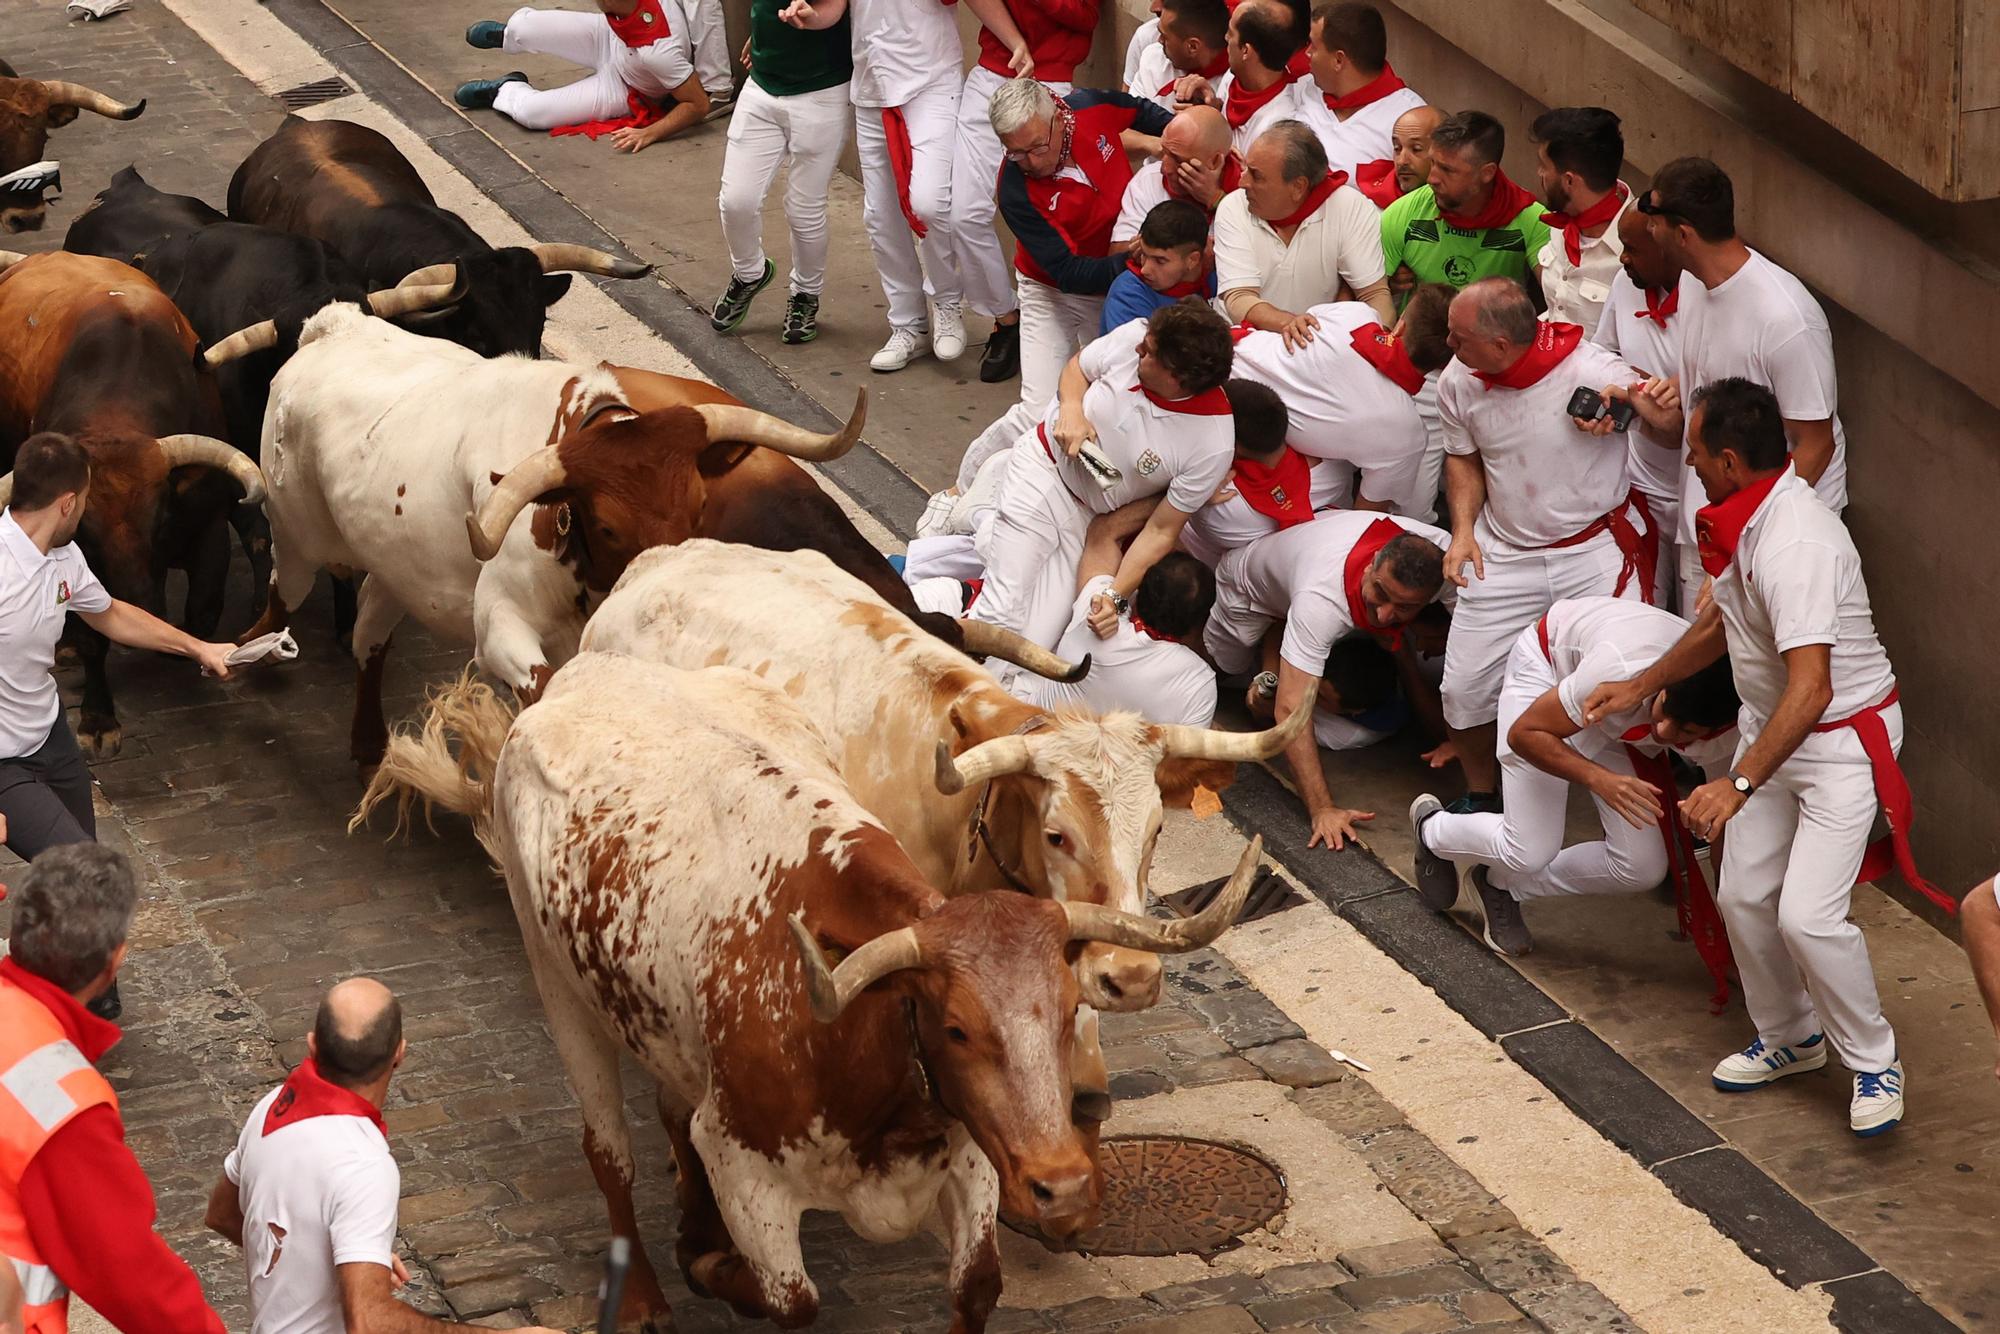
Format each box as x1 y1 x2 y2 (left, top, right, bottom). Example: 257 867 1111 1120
1070 1135 1286 1257
276 77 354 110
1163 868 1302 924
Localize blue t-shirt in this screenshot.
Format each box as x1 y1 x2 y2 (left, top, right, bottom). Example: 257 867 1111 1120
1099 268 1218 336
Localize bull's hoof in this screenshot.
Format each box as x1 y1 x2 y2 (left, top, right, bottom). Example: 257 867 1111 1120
78 721 122 759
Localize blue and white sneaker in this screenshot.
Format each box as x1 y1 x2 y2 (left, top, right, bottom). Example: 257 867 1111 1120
1850 1060 1904 1137
1711 1034 1828 1091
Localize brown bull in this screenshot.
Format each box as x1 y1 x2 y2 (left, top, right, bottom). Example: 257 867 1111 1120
0 73 144 233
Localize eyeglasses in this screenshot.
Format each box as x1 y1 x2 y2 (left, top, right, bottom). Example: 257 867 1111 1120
1634 192 1681 222
1003 137 1053 163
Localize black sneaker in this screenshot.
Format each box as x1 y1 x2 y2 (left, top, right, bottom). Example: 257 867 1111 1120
710 259 773 333
780 291 820 344
453 71 527 110
1473 867 1533 955
465 19 506 47
87 980 123 1022
1408 793 1460 911
979 318 1020 383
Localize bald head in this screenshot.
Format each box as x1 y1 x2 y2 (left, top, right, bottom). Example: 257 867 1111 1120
1461 278 1538 342
1391 105 1444 194
1163 105 1232 161
311 976 405 1089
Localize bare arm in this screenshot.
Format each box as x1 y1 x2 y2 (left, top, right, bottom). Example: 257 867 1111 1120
340 1263 562 1334
1785 417 1835 488
1077 497 1156 590
1353 278 1395 324
204 1173 244 1248
1963 878 2000 1080
778 0 849 27
961 0 1035 75
76 599 234 677
1273 658 1375 849
610 73 709 151
1442 453 1486 587
1108 501 1193 600
1050 352 1095 455
1582 602 1727 723
1508 690 1662 829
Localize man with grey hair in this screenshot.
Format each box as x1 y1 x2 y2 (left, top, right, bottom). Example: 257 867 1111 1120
1424 277 1658 822
1214 118 1390 350
0 843 227 1332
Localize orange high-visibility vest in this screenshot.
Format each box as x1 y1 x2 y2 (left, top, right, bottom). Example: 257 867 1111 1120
0 972 118 1334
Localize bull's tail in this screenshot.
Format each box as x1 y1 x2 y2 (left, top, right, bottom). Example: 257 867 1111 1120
350 669 517 856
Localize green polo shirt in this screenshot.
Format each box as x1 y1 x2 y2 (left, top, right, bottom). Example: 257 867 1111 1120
748 0 851 97
1381 186 1549 292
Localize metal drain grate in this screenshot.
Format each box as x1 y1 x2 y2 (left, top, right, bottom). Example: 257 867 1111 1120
1070 1135 1287 1257
276 77 353 110
1163 867 1302 924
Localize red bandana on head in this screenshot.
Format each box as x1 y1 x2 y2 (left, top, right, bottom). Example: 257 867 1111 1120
1348 322 1425 396
263 1058 388 1139
1638 284 1679 328
1224 72 1293 129
1125 256 1207 299
1473 321 1583 391
1438 168 1539 233
1233 448 1315 529
1271 170 1348 230
1541 183 1629 266
605 0 672 46
1131 382 1232 414
1342 517 1411 650
1164 153 1243 209
1322 63 1405 112
1160 49 1231 95
1692 467 1785 578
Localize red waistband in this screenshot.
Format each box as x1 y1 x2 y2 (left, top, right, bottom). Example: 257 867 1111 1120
1541 489 1658 606
1810 684 1899 733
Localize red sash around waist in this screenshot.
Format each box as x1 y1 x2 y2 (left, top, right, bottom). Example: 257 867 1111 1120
1543 488 1658 605
1809 686 1957 916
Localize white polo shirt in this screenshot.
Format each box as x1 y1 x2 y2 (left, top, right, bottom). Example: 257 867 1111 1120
1030 318 1235 516
1214 510 1449 676
1113 158 1175 244
1223 77 1298 158
1591 270 1685 507
1674 249 1846 545
1212 184 1384 316
1230 302 1429 512
846 0 959 108
1541 595 1691 744
0 510 111 758
1024 575 1217 725
1436 335 1639 552
1710 466 1893 728
1130 42 1188 112
1122 17 1160 91
1536 184 1630 333
225 1084 401 1334
605 0 695 102
1281 79 1425 181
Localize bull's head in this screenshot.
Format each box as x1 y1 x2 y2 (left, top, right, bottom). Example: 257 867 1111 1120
0 77 144 233
465 391 867 587
199 269 473 368
933 705 1309 1012
394 243 652 358
790 838 1263 1241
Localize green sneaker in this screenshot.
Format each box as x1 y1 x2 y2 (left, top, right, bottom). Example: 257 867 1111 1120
710 259 773 333
780 291 820 344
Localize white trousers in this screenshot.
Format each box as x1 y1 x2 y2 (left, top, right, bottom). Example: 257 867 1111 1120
856 76 963 331
950 66 1072 319
1676 537 1709 621
1720 711 1900 1073
496 8 637 129
718 79 852 294
1412 374 1446 525
904 534 983 581
1316 708 1394 751
1426 627 1669 899
1640 487 1680 610
969 444 1092 648
1440 530 1635 730
955 277 1103 489
685 0 731 95
909 576 968 616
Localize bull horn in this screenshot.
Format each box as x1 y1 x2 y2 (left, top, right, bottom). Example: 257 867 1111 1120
527 242 653 280
788 913 923 1023
0 250 27 272
956 619 1090 683
367 275 464 321
933 733 1034 797
158 434 265 504
202 320 279 367
1157 693 1313 762
690 388 866 463
466 446 567 562
1064 837 1263 954
40 81 146 121
395 262 458 289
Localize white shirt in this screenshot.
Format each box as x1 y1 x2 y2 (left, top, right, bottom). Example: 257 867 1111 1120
1536 184 1630 332
1711 466 1893 727
1674 249 1846 545
1437 338 1638 551
1224 76 1298 158
1215 510 1449 675
846 0 960 108
1030 319 1235 515
1113 158 1173 244
1592 270 1685 506
1130 42 1184 112
1281 79 1425 181
1541 595 1691 744
0 510 111 758
1230 302 1429 512
1122 17 1161 91
1180 459 1346 566
1211 185 1384 315
608 0 694 100
225 1085 401 1334
1025 575 1217 725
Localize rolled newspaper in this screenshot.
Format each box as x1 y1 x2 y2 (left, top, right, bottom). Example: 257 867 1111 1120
218 630 300 672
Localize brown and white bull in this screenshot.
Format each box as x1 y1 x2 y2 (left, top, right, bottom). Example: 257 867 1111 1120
355 654 1262 1332
0 69 144 233
580 540 1309 1013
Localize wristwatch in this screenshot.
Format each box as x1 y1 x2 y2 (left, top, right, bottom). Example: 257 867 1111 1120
1108 590 1131 616
1728 771 1756 798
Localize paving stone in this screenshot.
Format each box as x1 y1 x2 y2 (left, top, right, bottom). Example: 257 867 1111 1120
1186 988 1307 1051
400 1180 519 1226
1335 1266 1480 1310
1049 1297 1163 1330
1507 1284 1642 1332
1350 1128 1518 1241
1110 1069 1175 1100
1446 1230 1579 1294
1450 1292 1524 1325
1146 1273 1269 1311
1335 1240 1457 1279
1315 1302 1467 1334
1178 1054 1266 1085
429 1237 567 1286
1115 1304 1263 1334
1260 1261 1356 1293
1246 1290 1355 1328
1289 1078 1406 1139
1240 1039 1348 1088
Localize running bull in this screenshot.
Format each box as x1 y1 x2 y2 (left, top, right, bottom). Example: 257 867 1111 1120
0 65 144 233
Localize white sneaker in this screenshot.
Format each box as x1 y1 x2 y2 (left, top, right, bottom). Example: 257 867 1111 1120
1711 1034 1828 1091
914 488 959 539
871 326 927 373
931 299 966 361
1850 1060 1904 1137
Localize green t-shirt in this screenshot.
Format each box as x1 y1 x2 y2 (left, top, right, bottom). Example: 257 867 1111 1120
1380 185 1549 292
748 0 851 97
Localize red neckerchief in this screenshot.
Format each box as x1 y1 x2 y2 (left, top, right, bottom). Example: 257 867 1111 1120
1541 183 1629 266
1271 170 1349 230
1638 283 1678 328
1232 448 1315 529
1163 153 1242 209
605 0 671 46
1128 609 1178 642
1125 256 1207 299
1322 63 1405 112
1224 71 1293 128
263 1058 389 1139
1286 47 1310 79
1132 382 1232 414
1693 467 1786 577
1473 321 1583 391
1342 517 1409 649
0 956 121 1062
1229 322 1256 343
1160 48 1230 94
1355 159 1400 208
1348 322 1425 396
1438 169 1539 232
